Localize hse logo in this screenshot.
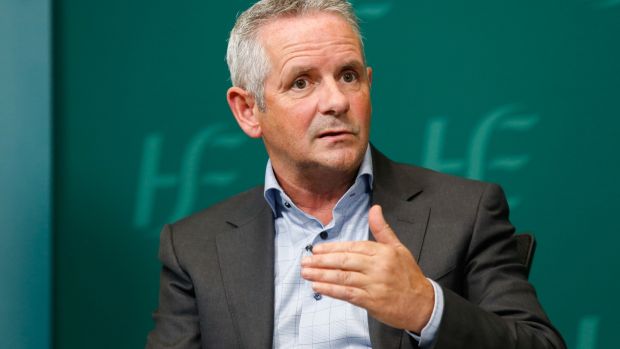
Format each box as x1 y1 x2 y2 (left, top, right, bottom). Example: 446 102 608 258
421 105 539 207
133 123 246 230
351 0 393 19
133 106 538 229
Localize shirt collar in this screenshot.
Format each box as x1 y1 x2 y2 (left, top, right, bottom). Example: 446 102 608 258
263 144 374 215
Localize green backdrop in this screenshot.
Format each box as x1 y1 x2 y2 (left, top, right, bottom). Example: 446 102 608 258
54 0 619 348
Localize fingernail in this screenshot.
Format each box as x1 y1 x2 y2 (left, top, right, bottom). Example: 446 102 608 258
301 256 311 265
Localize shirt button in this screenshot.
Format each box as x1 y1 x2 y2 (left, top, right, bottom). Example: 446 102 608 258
313 292 322 301
305 244 313 253
284 201 291 208
319 231 328 240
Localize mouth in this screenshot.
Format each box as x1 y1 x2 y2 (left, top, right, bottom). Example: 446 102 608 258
317 129 353 139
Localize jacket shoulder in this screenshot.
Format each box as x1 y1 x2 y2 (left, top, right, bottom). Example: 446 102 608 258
371 145 495 200
403 162 488 188
167 185 267 240
387 157 495 200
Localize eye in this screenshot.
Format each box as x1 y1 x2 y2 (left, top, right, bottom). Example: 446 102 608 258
342 70 358 83
293 78 308 90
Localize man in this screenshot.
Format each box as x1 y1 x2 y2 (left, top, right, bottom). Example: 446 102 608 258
146 1 565 348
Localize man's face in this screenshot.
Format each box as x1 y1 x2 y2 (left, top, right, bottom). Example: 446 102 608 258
255 12 372 176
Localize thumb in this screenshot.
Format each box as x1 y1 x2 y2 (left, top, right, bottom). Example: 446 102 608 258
369 205 400 246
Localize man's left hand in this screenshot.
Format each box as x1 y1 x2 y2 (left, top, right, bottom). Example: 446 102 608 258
301 204 435 333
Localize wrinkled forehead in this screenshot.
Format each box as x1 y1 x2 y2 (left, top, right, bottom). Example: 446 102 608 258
256 11 365 62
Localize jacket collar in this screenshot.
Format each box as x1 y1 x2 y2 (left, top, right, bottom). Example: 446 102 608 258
216 189 275 349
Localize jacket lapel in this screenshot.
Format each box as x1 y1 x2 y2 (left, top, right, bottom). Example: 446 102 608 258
216 192 275 349
368 146 431 349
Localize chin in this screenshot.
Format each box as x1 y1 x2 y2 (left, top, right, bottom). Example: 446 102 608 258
317 145 365 172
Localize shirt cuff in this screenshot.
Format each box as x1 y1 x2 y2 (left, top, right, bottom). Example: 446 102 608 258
405 278 445 349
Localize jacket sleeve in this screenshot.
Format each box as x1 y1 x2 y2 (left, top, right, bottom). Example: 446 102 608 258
146 224 201 349
433 183 566 349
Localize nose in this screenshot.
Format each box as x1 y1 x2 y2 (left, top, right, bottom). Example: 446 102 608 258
317 79 349 116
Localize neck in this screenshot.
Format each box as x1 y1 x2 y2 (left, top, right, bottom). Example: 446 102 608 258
273 165 359 225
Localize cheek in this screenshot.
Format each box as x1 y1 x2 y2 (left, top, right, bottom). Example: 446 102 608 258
351 94 372 118
263 105 314 142
284 100 318 134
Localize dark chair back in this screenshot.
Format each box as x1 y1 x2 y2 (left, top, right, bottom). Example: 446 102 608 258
515 233 537 278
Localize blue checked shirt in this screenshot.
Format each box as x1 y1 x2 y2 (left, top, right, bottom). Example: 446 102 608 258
264 146 444 348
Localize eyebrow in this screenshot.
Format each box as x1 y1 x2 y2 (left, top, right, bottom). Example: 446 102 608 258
284 59 365 79
285 66 313 79
340 60 365 72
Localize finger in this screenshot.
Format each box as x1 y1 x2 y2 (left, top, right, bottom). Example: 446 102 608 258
301 252 371 272
301 267 368 287
311 282 369 308
368 205 400 246
311 240 378 256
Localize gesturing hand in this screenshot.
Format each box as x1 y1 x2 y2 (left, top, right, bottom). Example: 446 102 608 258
301 204 434 333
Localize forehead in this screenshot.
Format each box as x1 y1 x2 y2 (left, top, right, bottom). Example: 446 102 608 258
257 12 364 72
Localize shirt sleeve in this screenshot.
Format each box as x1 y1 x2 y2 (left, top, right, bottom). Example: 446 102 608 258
405 278 445 348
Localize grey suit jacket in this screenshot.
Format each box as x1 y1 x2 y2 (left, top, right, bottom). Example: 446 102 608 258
146 147 566 349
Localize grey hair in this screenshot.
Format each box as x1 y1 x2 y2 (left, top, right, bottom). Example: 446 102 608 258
226 0 364 111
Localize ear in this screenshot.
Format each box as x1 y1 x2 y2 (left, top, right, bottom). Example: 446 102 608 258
226 86 262 138
366 66 373 87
